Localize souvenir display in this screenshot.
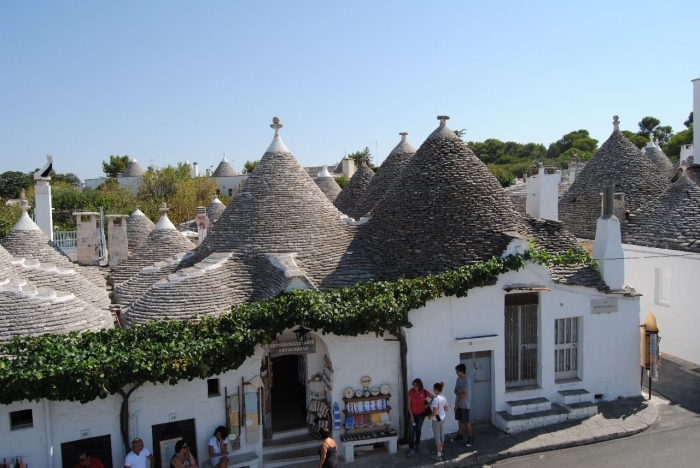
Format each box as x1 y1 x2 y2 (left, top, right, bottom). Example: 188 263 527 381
354 389 363 398
360 375 372 391
344 387 354 399
379 384 390 395
363 390 371 397
370 386 380 396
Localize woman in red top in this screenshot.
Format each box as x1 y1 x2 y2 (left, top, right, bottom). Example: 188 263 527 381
405 378 434 456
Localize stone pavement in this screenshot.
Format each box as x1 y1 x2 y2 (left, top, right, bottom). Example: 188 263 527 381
325 395 662 467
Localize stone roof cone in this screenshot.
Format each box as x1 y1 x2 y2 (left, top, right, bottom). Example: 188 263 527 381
122 157 145 177
206 195 226 226
314 166 342 203
351 132 416 219
193 117 376 290
126 206 156 251
1 199 107 288
212 154 238 177
111 203 196 286
643 134 675 173
625 173 700 252
333 158 374 216
364 115 528 280
559 116 671 239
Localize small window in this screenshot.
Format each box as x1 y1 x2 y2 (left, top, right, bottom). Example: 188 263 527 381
228 189 233 196
207 378 220 397
10 409 33 430
655 268 671 307
554 317 580 380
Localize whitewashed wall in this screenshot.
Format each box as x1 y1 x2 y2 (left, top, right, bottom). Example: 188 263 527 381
405 263 640 440
623 243 700 365
214 175 247 196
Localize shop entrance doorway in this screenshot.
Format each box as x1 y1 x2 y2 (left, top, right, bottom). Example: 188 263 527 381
459 351 492 422
270 354 308 432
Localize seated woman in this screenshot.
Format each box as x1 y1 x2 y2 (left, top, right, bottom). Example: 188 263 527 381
208 426 230 468
170 440 198 468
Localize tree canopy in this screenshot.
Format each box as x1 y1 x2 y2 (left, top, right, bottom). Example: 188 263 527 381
242 160 259 174
637 116 673 145
0 171 32 199
102 155 131 178
347 147 376 170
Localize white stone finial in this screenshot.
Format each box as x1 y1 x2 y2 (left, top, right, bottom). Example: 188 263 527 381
613 115 620 132
437 116 450 127
159 202 168 213
654 137 660 148
399 132 408 142
270 116 283 136
20 198 29 213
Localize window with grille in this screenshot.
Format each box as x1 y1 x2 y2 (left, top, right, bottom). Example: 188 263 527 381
505 293 539 388
554 317 579 380
654 268 671 307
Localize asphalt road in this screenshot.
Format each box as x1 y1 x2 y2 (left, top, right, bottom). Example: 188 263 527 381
489 357 700 468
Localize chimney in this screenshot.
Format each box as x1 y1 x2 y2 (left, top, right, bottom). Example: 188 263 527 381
106 215 129 267
592 178 625 290
195 206 209 243
73 212 101 265
192 161 199 177
205 168 212 177
341 157 355 178
33 155 54 240
525 164 559 221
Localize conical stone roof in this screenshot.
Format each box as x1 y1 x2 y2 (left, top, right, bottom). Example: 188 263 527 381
333 160 374 217
126 207 155 251
559 117 671 239
314 166 342 203
624 175 700 252
643 141 675 174
212 156 238 177
364 116 528 280
122 157 145 177
350 133 416 219
193 117 377 290
111 204 196 286
206 196 226 226
1 202 108 288
113 252 191 306
0 276 113 344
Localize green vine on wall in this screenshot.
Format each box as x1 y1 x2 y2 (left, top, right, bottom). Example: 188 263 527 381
0 248 596 406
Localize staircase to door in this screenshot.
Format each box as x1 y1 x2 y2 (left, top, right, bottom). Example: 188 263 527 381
262 426 319 467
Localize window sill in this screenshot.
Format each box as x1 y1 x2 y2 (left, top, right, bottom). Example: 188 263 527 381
555 377 582 384
505 385 540 393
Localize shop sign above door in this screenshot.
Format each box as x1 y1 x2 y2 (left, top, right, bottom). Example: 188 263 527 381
269 338 317 358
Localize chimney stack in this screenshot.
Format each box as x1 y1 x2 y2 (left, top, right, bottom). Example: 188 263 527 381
192 161 199 177
74 212 101 265
195 206 209 243
525 164 560 221
341 156 355 178
592 178 625 290
33 155 54 240
106 215 129 267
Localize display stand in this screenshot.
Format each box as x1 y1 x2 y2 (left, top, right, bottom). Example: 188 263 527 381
307 374 331 439
340 392 397 462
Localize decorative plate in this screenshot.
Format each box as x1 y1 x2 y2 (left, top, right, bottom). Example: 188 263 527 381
379 384 390 395
363 390 371 397
344 387 355 399
360 375 372 387
370 386 380 396
355 389 363 398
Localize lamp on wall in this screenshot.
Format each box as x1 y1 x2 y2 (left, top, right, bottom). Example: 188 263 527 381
294 326 311 342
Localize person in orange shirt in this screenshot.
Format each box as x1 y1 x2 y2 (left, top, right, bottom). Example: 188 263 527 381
75 451 105 468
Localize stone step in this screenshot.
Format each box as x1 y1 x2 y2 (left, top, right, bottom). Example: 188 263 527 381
504 396 551 416
494 402 569 434
263 432 319 455
263 446 319 468
267 426 310 441
566 401 599 419
557 389 593 406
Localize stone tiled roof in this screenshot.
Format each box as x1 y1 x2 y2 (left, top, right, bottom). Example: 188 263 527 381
194 119 377 291
113 252 192 306
624 175 700 252
350 133 416 219
559 121 671 240
206 196 226 226
212 156 238 177
314 167 342 203
1 209 107 289
643 143 675 174
363 117 530 280
122 158 145 177
0 276 113 344
333 161 374 217
127 208 155 251
111 209 196 286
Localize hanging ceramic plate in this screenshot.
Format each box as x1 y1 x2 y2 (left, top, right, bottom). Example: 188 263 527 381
344 387 355 399
370 386 380 396
355 389 363 398
380 384 391 395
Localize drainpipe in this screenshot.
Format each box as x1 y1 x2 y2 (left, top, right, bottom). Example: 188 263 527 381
44 399 54 468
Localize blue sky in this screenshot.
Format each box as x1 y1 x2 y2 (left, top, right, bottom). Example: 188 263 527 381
1 1 698 181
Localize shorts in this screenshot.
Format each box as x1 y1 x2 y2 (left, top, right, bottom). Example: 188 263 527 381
455 407 470 423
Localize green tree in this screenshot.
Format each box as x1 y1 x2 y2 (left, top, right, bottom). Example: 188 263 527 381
487 164 515 187
334 176 349 189
664 127 693 159
0 171 32 199
546 130 598 160
51 171 81 187
637 116 673 145
102 155 130 178
348 147 375 169
242 160 259 174
0 202 21 238
684 112 693 129
453 128 467 139
621 130 649 149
